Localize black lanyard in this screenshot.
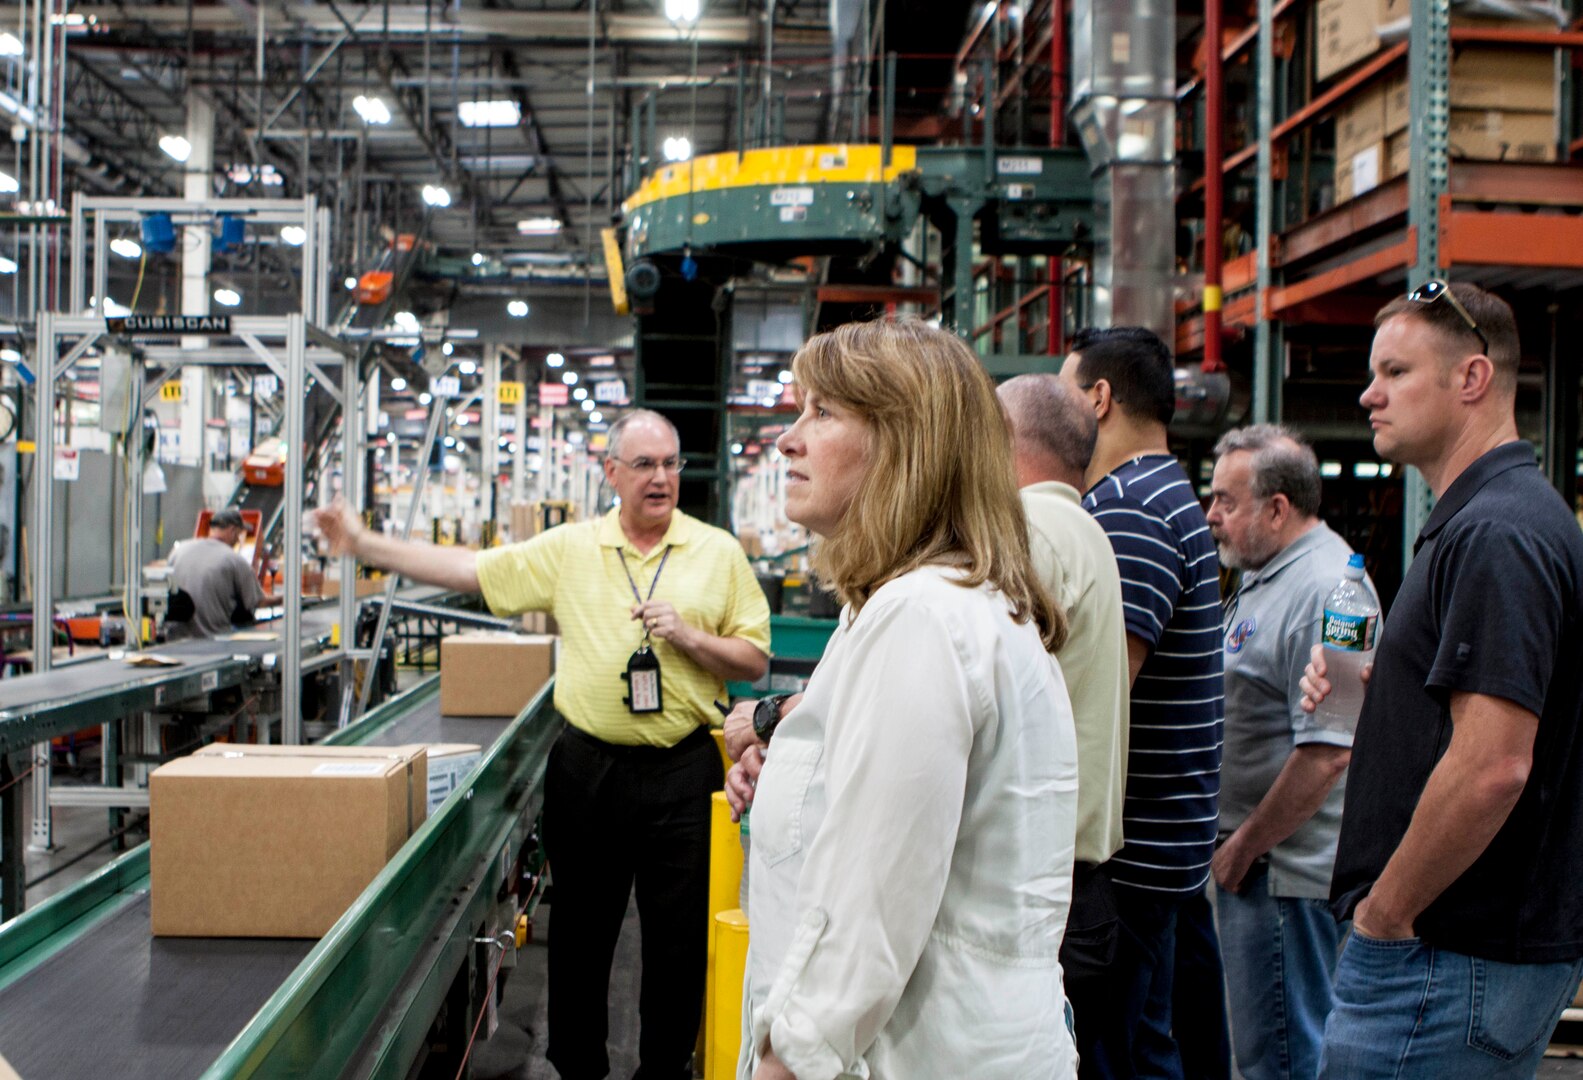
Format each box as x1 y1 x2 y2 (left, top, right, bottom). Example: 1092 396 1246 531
618 545 672 645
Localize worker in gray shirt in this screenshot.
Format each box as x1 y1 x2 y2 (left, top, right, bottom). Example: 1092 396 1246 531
168 508 266 639
1205 425 1372 1080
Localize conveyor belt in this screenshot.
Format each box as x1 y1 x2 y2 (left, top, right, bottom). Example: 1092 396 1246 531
376 597 516 632
0 676 545 1079
0 895 314 1080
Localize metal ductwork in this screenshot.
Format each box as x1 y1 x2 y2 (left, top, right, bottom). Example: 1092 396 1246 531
1068 0 1176 345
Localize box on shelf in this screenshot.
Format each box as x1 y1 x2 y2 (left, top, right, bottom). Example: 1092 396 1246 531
1322 0 1559 83
318 575 387 600
440 632 555 717
1448 108 1557 162
1317 0 1385 82
150 743 428 938
425 743 484 814
1336 138 1408 202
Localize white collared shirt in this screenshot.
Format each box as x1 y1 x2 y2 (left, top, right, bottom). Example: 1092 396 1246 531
741 565 1080 1080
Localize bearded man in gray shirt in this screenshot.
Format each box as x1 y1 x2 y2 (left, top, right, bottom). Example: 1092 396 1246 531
168 507 266 639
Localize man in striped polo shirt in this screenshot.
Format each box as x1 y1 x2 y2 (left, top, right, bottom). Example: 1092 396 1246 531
1062 327 1228 1079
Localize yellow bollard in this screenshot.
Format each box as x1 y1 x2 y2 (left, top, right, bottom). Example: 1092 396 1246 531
711 909 750 1080
711 727 733 777
704 791 745 1078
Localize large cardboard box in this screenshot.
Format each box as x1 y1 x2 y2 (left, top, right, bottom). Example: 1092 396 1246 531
1336 131 1411 203
440 632 555 717
1317 0 1386 81
1448 108 1557 161
150 743 428 938
1336 86 1388 164
1448 47 1555 111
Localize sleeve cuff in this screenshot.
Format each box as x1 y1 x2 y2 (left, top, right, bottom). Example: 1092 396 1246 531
770 1007 853 1080
1291 728 1354 749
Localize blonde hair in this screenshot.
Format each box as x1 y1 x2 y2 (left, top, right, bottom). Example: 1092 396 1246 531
793 318 1067 651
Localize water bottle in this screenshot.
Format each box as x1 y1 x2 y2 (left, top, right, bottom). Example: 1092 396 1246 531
1316 553 1379 732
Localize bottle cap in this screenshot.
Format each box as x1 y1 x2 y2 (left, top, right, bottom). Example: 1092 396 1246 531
1344 552 1365 579
1347 553 1365 569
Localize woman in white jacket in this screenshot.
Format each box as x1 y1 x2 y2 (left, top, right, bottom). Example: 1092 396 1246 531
727 318 1081 1080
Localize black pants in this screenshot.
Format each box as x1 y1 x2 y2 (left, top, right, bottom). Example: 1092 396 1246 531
542 723 723 1080
1063 862 1121 1078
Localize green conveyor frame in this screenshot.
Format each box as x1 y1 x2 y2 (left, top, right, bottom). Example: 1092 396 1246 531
0 673 559 1077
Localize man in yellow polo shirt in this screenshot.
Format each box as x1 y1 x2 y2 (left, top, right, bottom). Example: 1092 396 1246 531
312 409 770 1080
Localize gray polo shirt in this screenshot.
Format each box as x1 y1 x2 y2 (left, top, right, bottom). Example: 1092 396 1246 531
169 537 265 640
1219 522 1371 898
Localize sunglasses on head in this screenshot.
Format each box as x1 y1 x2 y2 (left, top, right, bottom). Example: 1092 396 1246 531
1407 279 1489 355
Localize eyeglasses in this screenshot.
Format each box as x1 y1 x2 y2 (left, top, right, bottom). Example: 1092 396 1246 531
610 455 687 476
1407 279 1489 355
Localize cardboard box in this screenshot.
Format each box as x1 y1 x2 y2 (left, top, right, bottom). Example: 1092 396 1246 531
520 611 560 635
1336 134 1411 203
425 743 484 814
1317 0 1386 81
1336 86 1388 164
150 743 428 938
1448 108 1557 161
440 632 555 717
318 575 387 600
1448 47 1555 111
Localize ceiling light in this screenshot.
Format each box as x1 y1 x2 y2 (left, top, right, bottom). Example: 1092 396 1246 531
456 414 469 426
0 348 19 363
457 99 521 128
390 377 407 391
279 225 307 246
443 436 456 448
572 387 588 401
344 276 358 290
110 238 142 259
419 392 433 405
506 299 529 318
516 217 562 235
352 95 391 125
0 257 15 274
0 32 23 56
457 359 477 375
580 398 595 412
442 341 454 356
662 135 691 162
421 185 451 208
471 252 485 266
546 352 565 368
0 171 17 194
664 0 701 23
159 135 192 163
102 296 129 316
731 442 744 455
392 311 420 332
589 411 603 424
777 369 793 384
562 371 578 385
213 288 241 307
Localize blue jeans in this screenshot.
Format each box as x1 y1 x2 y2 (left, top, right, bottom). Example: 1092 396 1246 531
1318 930 1583 1079
1216 867 1340 1080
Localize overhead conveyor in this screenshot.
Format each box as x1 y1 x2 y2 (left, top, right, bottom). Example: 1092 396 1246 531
0 673 558 1079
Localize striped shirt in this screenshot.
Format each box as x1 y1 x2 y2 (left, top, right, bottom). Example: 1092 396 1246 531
1084 454 1224 894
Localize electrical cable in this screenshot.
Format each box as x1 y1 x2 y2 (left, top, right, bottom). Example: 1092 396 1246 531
128 249 148 312
24 812 149 890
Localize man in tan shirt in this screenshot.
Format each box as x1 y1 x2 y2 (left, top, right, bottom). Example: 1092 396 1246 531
999 374 1130 1072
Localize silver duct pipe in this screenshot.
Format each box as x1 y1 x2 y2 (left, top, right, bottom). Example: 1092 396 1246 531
1068 0 1176 343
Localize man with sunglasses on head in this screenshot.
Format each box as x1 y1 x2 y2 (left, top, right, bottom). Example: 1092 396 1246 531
313 408 770 1080
1301 282 1583 1078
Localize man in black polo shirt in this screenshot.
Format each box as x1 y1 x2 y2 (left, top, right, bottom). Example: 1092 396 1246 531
1301 281 1583 1078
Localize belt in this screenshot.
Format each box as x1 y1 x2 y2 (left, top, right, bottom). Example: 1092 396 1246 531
561 722 713 759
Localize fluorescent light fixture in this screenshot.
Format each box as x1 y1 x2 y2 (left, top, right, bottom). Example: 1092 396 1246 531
159 135 192 163
279 224 307 246
457 99 521 128
546 352 565 368
662 135 692 162
0 171 17 194
457 359 477 375
562 371 578 385
344 276 358 290
572 387 588 401
0 32 23 56
471 252 485 266
1353 461 1382 479
506 299 529 318
214 288 241 307
110 238 142 259
390 377 407 391
0 256 16 274
392 310 420 332
421 185 451 208
352 95 391 125
516 217 562 235
580 398 595 412
777 369 793 384
664 0 701 23
0 348 20 363
1320 461 1343 479
442 342 454 356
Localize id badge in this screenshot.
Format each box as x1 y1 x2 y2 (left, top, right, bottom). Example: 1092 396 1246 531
623 646 663 714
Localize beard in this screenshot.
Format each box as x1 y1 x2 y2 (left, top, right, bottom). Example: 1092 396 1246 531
1216 534 1279 572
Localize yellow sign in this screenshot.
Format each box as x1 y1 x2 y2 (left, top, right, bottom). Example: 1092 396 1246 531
498 381 525 405
159 382 185 402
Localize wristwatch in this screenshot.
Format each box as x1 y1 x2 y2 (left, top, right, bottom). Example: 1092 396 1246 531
753 694 792 743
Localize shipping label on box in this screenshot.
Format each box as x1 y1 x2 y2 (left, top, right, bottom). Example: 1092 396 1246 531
441 632 556 717
425 743 484 814
1336 85 1388 163
150 743 428 938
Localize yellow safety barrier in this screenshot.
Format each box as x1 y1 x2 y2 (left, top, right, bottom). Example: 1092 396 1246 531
712 909 750 1080
704 791 746 1077
711 728 733 774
